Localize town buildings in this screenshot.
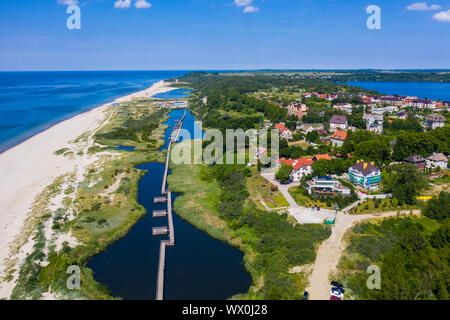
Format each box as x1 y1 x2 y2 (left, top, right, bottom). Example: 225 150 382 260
287 103 308 120
329 115 348 132
426 113 446 129
404 155 426 170
330 130 348 147
348 160 382 190
274 123 293 140
333 103 353 114
426 153 448 170
306 176 351 196
278 157 314 182
363 113 384 134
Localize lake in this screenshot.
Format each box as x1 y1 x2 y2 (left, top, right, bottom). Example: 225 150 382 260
347 81 450 101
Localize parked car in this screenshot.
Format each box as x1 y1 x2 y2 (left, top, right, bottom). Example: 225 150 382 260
330 296 341 300
303 291 309 300
317 206 321 211
331 281 343 288
311 206 315 211
331 288 344 299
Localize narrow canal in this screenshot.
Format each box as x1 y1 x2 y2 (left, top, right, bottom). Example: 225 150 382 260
87 108 252 300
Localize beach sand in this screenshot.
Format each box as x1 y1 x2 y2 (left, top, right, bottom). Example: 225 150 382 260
0 80 174 299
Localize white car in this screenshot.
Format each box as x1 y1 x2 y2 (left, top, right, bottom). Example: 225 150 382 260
330 288 344 299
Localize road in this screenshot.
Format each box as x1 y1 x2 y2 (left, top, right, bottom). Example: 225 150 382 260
305 210 422 300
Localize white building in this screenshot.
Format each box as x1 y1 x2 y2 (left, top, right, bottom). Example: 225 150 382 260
426 153 448 170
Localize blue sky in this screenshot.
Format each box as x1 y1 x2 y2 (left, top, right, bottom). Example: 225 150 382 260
0 0 449 70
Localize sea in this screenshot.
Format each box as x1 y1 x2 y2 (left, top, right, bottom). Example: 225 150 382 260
0 71 189 154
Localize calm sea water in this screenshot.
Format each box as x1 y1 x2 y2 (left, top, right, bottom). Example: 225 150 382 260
0 71 188 153
87 109 252 300
347 81 450 101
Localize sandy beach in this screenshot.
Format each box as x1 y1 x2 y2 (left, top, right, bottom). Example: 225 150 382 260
0 80 174 299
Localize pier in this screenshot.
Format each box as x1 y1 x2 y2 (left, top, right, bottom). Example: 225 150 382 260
154 196 167 203
153 210 168 218
155 108 188 300
152 227 168 236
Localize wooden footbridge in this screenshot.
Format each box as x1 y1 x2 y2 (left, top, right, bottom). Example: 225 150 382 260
153 108 188 300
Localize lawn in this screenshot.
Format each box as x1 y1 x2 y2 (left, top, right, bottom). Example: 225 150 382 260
288 186 333 209
348 198 418 215
246 167 289 210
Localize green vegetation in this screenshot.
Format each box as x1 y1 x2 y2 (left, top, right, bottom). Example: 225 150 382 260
423 192 450 221
275 163 292 183
383 164 428 205
337 216 448 300
168 154 331 299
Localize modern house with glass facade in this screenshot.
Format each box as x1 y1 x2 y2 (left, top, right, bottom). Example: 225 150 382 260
348 160 381 190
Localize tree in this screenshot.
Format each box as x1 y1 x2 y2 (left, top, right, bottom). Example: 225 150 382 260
306 130 319 143
383 164 427 205
276 163 292 183
423 192 450 221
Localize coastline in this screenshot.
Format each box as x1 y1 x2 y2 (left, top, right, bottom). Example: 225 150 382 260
0 80 175 299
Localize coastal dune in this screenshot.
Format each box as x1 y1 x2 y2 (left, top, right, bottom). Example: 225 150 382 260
0 80 174 299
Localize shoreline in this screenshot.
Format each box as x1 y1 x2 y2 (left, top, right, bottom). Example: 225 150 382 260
0 80 175 299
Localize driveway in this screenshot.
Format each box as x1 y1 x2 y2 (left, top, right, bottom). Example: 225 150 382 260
261 173 336 224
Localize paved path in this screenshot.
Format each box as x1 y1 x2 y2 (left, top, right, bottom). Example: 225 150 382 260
305 210 422 300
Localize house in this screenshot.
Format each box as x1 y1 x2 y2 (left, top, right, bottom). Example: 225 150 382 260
278 157 314 182
426 153 448 170
348 160 382 191
396 111 407 119
363 114 383 134
411 99 436 109
333 103 353 114
287 103 308 120
329 115 348 132
404 155 426 170
274 123 293 140
330 130 348 147
444 101 450 108
372 106 398 115
426 114 446 129
306 176 351 196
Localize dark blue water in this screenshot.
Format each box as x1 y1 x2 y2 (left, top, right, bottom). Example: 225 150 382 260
347 81 450 101
153 88 193 100
87 109 251 300
106 146 135 152
0 71 188 153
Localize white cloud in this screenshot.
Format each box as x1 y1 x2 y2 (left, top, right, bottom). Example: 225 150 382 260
243 6 259 13
114 0 132 9
135 0 152 9
57 0 79 5
234 0 252 7
433 10 450 22
406 2 442 11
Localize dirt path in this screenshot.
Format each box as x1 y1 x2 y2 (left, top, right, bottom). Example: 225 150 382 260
306 210 421 300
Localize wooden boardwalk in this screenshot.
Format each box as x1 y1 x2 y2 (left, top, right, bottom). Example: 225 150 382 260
155 108 187 301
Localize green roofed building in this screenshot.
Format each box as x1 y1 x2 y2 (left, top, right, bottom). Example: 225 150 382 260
348 160 381 191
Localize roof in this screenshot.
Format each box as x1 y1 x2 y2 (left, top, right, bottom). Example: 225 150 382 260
427 153 448 162
330 115 348 125
314 154 332 161
331 130 348 141
351 161 379 176
404 155 426 163
279 157 314 171
427 114 446 122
